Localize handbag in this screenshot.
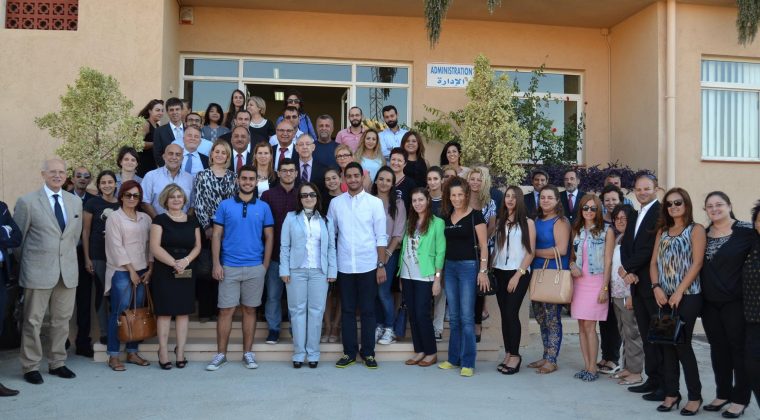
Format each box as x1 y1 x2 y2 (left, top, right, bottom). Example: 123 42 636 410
529 247 573 304
117 284 157 342
472 212 497 297
393 302 408 338
647 308 686 345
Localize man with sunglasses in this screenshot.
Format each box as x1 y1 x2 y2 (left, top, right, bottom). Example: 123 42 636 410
269 106 304 147
208 165 274 371
70 167 97 358
271 120 297 172
261 158 299 345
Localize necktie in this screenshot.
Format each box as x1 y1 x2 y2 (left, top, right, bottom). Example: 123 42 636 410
174 126 181 140
302 163 309 182
278 147 287 167
568 193 574 213
52 194 66 231
236 153 243 173
185 153 193 174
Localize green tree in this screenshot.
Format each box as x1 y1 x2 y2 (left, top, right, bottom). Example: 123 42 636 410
35 67 144 175
460 54 528 185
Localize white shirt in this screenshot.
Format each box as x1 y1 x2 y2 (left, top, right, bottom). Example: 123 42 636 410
172 137 213 156
379 127 409 160
43 184 68 224
232 144 251 172
327 190 388 274
492 224 529 271
269 129 304 147
273 143 295 171
300 212 322 270
635 199 658 238
169 122 184 141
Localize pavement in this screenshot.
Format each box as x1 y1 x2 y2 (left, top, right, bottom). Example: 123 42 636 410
0 334 757 420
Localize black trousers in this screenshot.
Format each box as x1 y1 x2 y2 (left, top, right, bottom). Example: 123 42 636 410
662 294 703 401
339 270 377 359
475 294 484 325
702 299 750 405
494 269 529 356
745 323 760 409
75 246 94 348
401 278 436 355
599 295 621 363
633 287 664 387
194 248 218 318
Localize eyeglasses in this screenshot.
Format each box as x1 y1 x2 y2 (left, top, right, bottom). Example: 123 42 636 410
286 99 301 104
279 168 296 174
614 216 628 222
299 192 318 199
123 193 140 200
284 115 299 120
336 154 352 159
276 129 295 133
582 205 598 212
75 174 91 179
665 200 684 208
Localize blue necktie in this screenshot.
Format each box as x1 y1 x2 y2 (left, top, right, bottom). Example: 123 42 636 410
52 194 65 231
185 153 193 174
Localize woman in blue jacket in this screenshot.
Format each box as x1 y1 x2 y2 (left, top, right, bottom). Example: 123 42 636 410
280 182 337 369
400 188 446 367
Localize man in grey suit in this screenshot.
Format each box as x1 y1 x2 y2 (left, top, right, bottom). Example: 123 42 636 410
14 158 83 384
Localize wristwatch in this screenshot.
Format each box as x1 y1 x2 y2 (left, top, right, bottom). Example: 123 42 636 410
518 267 527 276
377 262 385 269
434 272 442 278
479 268 488 274
651 283 662 290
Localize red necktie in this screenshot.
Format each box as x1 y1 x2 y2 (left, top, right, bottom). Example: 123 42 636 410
279 147 287 167
568 193 574 213
236 153 243 172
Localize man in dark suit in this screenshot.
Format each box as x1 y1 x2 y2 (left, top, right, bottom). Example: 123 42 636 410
228 126 254 174
153 97 184 167
70 167 96 358
294 134 326 193
524 169 548 219
218 110 255 146
560 169 584 226
0 200 22 396
178 126 210 176
620 173 664 401
272 120 296 172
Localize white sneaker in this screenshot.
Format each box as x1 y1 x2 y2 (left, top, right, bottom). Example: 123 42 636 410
378 328 396 345
375 326 384 343
243 352 258 369
206 353 227 371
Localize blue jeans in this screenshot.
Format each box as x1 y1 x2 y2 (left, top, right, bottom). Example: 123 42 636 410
286 268 329 362
375 250 399 328
265 261 284 332
444 259 477 368
107 270 146 356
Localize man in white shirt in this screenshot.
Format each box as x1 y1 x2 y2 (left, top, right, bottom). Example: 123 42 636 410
153 97 184 167
379 105 408 160
142 143 194 217
172 113 213 156
327 162 387 369
269 107 303 146
272 120 296 171
178 126 209 177
335 106 365 152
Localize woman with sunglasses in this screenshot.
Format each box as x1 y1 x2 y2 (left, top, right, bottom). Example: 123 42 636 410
279 183 336 368
334 145 371 192
649 188 706 415
568 194 609 382
275 89 316 139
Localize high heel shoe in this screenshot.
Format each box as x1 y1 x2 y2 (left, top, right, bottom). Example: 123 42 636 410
174 347 188 369
680 399 702 416
657 395 682 412
704 400 730 412
503 357 521 375
721 407 746 418
158 351 172 370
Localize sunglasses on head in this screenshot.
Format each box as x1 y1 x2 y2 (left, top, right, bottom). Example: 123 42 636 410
665 200 684 208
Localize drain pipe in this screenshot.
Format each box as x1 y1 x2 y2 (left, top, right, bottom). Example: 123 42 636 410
666 0 676 188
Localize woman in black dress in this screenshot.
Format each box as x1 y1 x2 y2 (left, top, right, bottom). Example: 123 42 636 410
149 184 201 369
137 99 163 177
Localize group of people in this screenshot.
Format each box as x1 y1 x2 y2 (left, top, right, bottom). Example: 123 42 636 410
0 88 758 419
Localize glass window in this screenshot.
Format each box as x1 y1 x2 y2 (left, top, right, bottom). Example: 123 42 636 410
355 87 408 125
184 59 238 77
495 70 580 94
357 66 409 84
702 60 760 86
243 61 351 81
183 81 239 116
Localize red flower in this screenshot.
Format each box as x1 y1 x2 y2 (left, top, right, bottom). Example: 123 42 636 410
551 127 557 133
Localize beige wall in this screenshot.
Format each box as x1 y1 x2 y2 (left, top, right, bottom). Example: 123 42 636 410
674 4 760 222
177 7 611 168
0 0 170 207
162 0 180 99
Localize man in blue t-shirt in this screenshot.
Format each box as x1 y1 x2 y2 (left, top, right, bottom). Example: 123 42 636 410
206 165 274 371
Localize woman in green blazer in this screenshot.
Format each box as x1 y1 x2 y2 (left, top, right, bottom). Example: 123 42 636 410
398 187 446 367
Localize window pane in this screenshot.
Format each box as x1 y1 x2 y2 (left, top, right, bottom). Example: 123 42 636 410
357 66 409 84
355 87 408 125
184 59 238 77
702 89 760 159
243 61 351 81
496 70 580 94
183 81 239 117
702 60 760 86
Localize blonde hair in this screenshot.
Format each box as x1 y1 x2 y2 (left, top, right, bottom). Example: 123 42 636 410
247 96 267 116
210 139 232 167
467 166 492 209
355 129 384 163
335 144 353 167
158 183 187 210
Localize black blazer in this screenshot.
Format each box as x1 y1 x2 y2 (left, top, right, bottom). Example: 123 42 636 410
621 200 662 298
560 189 585 226
153 123 182 167
228 150 254 173
199 154 210 170
0 201 22 283
524 191 539 219
272 144 295 171
217 127 257 146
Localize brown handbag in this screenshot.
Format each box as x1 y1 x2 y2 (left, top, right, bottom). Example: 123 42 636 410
529 247 573 304
117 284 157 342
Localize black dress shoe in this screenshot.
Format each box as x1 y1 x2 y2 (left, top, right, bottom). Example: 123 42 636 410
49 366 76 379
721 407 746 418
630 381 658 393
643 389 667 401
65 339 71 350
24 371 44 385
293 361 303 369
704 401 730 412
0 383 20 396
308 362 318 369
76 346 94 358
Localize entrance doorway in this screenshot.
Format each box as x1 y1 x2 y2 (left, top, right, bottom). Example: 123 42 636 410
245 84 349 137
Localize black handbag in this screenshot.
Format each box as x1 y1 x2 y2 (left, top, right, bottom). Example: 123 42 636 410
393 302 408 338
647 308 686 345
472 212 497 297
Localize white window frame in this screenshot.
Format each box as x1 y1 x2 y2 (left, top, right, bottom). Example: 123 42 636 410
179 54 412 129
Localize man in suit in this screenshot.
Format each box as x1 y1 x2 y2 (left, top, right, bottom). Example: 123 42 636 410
294 134 326 193
272 120 296 172
173 113 213 156
560 169 584 225
269 106 304 146
69 166 96 358
14 158 83 384
229 126 254 174
178 126 209 177
152 97 184 167
0 200 22 395
619 173 664 401
524 169 548 219
218 110 254 146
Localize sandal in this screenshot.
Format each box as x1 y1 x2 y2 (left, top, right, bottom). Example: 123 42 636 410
611 370 631 379
618 376 643 386
157 351 172 370
536 362 557 374
126 353 150 366
527 359 547 369
108 357 126 371
174 347 188 369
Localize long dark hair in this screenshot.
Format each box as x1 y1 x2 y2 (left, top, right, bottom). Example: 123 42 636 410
203 102 224 126
495 185 531 254
284 88 306 113
407 187 433 237
401 131 426 161
657 187 695 231
536 184 564 219
439 141 462 166
704 191 736 225
571 194 605 238
95 170 117 196
295 182 325 220
138 99 163 119
371 166 399 220
442 176 469 217
223 89 246 128
611 204 635 236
